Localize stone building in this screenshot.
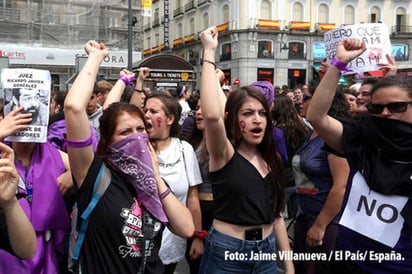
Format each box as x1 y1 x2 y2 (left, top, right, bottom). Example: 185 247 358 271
143 0 412 89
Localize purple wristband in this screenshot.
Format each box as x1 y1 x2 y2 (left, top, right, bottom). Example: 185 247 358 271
159 188 172 200
330 58 348 73
118 75 136 87
65 135 93 148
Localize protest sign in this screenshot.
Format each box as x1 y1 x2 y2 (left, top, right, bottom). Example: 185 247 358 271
324 23 392 76
1 68 50 143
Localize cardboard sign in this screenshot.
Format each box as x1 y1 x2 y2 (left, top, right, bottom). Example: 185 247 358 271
324 23 392 76
1 68 50 143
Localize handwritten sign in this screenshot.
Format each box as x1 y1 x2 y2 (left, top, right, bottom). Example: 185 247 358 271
1 68 50 143
324 23 392 75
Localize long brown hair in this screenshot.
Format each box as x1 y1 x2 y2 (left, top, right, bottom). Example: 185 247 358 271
272 93 308 153
225 86 285 216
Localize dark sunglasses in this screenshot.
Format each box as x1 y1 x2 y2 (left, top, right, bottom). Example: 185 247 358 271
366 100 412 114
302 94 312 102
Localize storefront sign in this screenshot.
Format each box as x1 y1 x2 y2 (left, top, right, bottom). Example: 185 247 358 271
147 70 195 81
0 44 141 68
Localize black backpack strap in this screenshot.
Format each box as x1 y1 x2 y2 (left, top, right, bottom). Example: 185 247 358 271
138 207 156 274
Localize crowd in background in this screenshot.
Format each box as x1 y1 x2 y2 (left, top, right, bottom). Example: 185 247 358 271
0 25 411 274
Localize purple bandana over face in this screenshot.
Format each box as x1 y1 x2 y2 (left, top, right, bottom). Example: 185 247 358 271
106 132 168 223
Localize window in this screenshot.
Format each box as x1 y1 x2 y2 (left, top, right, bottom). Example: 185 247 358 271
223 4 229 22
155 34 160 48
189 18 195 34
258 40 273 58
257 68 274 83
288 41 306 59
203 13 209 30
154 8 159 24
188 50 198 65
260 0 271 19
121 15 128 28
146 37 151 51
313 42 326 61
396 7 407 32
344 5 355 25
177 23 183 40
318 4 329 23
292 2 303 21
220 43 231 61
370 6 380 23
392 44 408 61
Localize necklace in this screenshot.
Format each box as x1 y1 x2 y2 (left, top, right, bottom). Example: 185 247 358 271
238 149 258 158
151 136 170 152
155 136 170 141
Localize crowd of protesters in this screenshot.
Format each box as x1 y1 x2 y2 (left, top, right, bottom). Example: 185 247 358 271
0 24 410 274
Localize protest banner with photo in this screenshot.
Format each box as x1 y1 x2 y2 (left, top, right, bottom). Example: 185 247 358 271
0 68 50 143
324 23 392 76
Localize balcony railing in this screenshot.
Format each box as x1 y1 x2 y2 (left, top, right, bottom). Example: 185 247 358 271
0 8 20 21
391 25 412 33
197 0 211 7
144 23 151 31
152 18 160 27
173 7 184 18
220 52 231 61
315 23 335 32
185 1 196 12
289 21 311 31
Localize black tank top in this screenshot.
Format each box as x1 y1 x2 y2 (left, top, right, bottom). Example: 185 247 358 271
210 151 276 226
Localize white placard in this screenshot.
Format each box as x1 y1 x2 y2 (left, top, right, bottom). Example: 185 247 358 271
339 172 408 247
1 68 51 143
324 23 392 75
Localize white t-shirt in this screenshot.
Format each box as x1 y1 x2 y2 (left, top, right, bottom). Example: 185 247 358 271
158 137 202 264
178 100 191 125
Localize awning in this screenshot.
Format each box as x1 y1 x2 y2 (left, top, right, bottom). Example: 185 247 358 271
363 70 384 78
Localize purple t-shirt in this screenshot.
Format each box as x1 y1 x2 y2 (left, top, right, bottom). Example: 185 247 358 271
273 127 288 163
292 135 335 220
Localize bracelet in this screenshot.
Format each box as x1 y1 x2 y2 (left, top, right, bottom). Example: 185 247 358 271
159 188 172 200
330 57 348 74
118 75 136 87
65 135 93 148
202 59 216 70
193 230 208 240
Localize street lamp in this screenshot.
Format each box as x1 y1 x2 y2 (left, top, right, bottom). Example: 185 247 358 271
128 0 133 70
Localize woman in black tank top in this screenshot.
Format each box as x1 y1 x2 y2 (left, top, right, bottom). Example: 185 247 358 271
198 26 294 274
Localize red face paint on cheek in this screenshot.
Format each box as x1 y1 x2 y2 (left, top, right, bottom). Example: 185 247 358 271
156 117 162 128
239 120 246 133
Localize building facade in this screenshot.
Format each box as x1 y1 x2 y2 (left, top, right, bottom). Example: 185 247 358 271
143 0 412 89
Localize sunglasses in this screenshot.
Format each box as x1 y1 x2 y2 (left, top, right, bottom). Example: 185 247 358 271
366 101 412 114
302 94 312 102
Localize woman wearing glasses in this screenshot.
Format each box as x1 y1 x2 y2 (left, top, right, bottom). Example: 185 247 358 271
307 38 412 273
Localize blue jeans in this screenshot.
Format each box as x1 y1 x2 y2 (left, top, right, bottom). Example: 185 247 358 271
199 226 277 274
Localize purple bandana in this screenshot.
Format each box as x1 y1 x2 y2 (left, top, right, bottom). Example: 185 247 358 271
106 132 168 223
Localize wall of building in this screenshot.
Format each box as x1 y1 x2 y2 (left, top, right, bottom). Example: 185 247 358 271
143 0 412 88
